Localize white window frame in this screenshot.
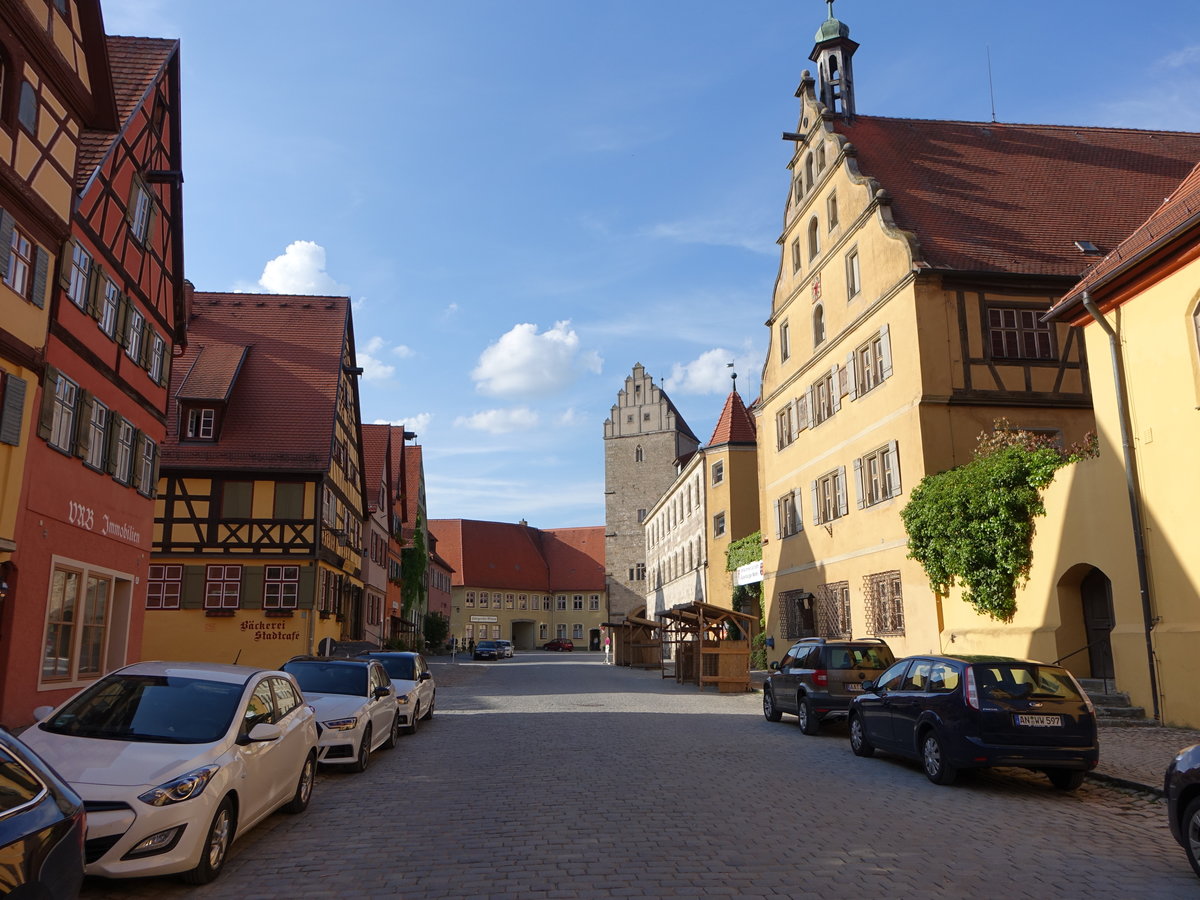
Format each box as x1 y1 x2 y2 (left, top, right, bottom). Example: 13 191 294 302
4 226 31 298
846 248 861 298
711 459 724 485
775 489 802 539
99 280 120 337
713 511 727 538
125 307 144 362
149 332 166 383
67 243 92 310
113 418 135 484
812 467 848 524
146 564 182 609
85 398 108 470
49 372 78 452
264 565 300 609
130 182 154 243
205 564 242 610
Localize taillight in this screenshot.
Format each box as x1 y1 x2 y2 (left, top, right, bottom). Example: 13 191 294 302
964 668 980 710
813 669 828 688
1068 674 1095 713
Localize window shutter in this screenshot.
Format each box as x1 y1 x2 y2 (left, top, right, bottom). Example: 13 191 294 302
853 457 865 509
57 239 73 290
775 414 784 451
116 295 131 347
150 442 160 498
30 244 48 309
0 209 13 281
836 467 849 517
805 386 816 429
145 201 158 246
773 498 782 540
139 320 153 368
811 481 819 525
830 365 841 412
36 367 57 441
0 374 26 445
131 429 145 489
87 266 105 320
887 439 901 498
73 390 92 459
846 352 858 400
159 345 172 387
879 324 893 380
125 182 137 225
792 489 803 532
104 413 122 475
795 395 807 432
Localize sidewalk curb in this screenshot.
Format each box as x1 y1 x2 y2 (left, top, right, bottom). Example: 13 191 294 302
1088 770 1163 798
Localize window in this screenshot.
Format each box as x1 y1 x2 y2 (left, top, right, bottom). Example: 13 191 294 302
17 81 36 133
780 320 791 362
479 591 490 609
827 193 838 230
792 177 803 205
99 280 119 337
988 307 1055 360
776 395 806 450
221 481 252 518
713 512 726 537
556 624 567 640
129 181 154 244
137 436 157 496
274 482 304 519
634 562 645 581
813 467 848 524
775 489 802 539
854 327 892 395
812 304 825 345
556 595 567 611
589 594 600 611
43 567 112 681
124 307 144 362
0 373 26 447
855 442 901 508
264 566 300 609
816 581 851 638
205 565 241 610
66 243 92 309
84 398 107 469
807 217 820 259
322 485 337 525
864 570 904 636
711 460 724 485
804 154 814 191
4 226 32 298
507 594 515 610
572 595 583 611
791 238 802 273
572 624 584 640
148 333 165 383
816 144 827 172
811 369 838 425
636 508 647 523
634 445 643 463
48 371 78 452
185 407 215 440
146 564 182 609
465 591 475 607
846 249 861 298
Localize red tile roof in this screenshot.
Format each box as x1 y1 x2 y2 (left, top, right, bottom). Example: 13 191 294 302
162 293 350 472
404 444 424 525
77 36 177 191
1052 161 1200 319
834 116 1200 277
428 520 605 592
707 391 757 446
175 344 248 401
360 424 392 512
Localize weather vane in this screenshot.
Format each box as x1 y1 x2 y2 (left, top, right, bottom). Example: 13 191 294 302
727 361 737 393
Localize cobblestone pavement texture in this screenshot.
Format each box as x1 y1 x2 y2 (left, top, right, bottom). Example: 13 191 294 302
80 654 1199 899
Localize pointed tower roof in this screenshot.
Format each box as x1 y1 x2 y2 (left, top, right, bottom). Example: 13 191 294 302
707 391 757 447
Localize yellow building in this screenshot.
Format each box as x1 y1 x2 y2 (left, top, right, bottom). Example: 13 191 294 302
144 293 369 668
755 9 1200 661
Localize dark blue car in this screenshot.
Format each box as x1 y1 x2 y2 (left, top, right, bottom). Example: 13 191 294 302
1165 743 1200 877
848 654 1098 790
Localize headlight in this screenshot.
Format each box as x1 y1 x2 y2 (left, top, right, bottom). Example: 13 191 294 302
396 693 411 705
322 716 358 731
138 765 220 807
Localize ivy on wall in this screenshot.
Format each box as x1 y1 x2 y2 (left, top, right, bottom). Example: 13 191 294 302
725 531 766 668
901 421 1096 622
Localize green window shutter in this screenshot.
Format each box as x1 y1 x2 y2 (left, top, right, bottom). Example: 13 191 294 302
159 342 172 387
87 265 105 320
181 565 206 609
0 209 13 281
116 296 131 347
57 239 73 290
0 374 27 446
104 413 122 475
36 366 57 441
242 567 264 609
30 244 48 309
73 390 92 459
145 202 158 246
130 429 145 489
139 320 152 368
298 565 316 609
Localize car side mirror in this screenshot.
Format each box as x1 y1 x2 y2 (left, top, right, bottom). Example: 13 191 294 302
769 661 780 670
247 722 282 743
861 680 876 692
374 685 392 699
32 705 54 721
419 672 432 681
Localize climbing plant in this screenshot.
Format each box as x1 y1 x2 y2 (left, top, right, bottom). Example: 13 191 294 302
725 531 766 668
400 510 428 621
901 421 1096 622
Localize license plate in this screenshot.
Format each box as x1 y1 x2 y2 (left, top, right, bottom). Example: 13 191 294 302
1015 714 1061 727
846 683 864 692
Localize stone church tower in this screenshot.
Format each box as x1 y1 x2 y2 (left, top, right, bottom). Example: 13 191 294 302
603 364 699 621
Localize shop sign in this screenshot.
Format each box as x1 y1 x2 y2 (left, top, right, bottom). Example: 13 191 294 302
67 501 142 545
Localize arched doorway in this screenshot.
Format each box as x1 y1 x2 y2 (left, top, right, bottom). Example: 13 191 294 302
589 628 601 651
1080 568 1115 681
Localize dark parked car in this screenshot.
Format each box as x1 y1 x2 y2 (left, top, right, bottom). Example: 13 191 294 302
473 640 503 660
1165 743 1200 876
543 639 574 652
762 637 894 734
848 654 1098 789
0 726 85 898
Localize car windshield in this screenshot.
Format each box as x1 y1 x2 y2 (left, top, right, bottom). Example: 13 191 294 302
283 662 367 697
971 664 1083 701
40 674 242 743
477 642 497 649
372 656 415 680
0 747 45 812
831 646 894 669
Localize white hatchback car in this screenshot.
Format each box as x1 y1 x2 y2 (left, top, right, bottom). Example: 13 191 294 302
280 657 399 769
23 661 317 885
358 651 436 734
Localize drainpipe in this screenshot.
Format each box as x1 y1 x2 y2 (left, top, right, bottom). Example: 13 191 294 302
1081 291 1160 721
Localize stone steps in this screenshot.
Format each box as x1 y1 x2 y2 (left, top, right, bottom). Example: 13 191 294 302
1076 678 1154 726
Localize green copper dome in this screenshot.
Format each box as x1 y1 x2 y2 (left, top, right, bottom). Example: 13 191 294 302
815 15 850 43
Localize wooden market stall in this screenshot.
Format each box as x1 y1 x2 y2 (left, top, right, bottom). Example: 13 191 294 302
605 611 662 669
657 601 757 693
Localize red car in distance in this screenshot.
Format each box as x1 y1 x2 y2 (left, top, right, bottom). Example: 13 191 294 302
543 639 574 652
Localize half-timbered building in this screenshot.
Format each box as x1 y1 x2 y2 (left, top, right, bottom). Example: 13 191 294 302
0 6 186 725
756 7 1200 660
360 423 396 648
144 293 368 669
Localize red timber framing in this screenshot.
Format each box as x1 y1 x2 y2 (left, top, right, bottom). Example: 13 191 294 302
1 30 185 728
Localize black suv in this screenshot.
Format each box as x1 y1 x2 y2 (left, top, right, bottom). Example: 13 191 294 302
763 637 894 734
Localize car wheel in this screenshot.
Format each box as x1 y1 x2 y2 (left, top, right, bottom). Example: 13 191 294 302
181 795 235 885
425 693 435 719
921 730 957 785
1183 796 1200 877
763 688 782 722
350 724 372 773
283 752 317 813
1045 768 1085 791
797 697 820 735
383 713 401 749
849 714 875 758
404 704 420 736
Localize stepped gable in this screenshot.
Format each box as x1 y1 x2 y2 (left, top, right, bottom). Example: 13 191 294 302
163 293 350 472
832 116 1200 278
707 390 757 447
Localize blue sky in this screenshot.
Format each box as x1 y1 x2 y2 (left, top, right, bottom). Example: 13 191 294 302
101 1 1200 527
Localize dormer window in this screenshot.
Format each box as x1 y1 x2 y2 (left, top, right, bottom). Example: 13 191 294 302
184 406 216 440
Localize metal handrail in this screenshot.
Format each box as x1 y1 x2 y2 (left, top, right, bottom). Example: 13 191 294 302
1051 643 1096 666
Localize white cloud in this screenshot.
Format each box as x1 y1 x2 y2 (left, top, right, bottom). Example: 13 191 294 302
455 407 539 435
258 240 347 295
557 408 583 426
665 347 762 396
371 413 432 436
642 217 775 255
357 336 395 381
392 345 414 358
472 321 602 397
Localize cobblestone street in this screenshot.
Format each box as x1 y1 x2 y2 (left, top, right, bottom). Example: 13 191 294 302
81 654 1197 899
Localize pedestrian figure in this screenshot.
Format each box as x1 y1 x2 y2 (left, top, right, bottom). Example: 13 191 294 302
468 638 475 655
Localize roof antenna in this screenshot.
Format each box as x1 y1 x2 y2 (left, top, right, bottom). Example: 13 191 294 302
986 45 997 123
727 361 737 394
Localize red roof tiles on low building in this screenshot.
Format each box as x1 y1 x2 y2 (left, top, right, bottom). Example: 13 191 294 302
428 520 605 592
